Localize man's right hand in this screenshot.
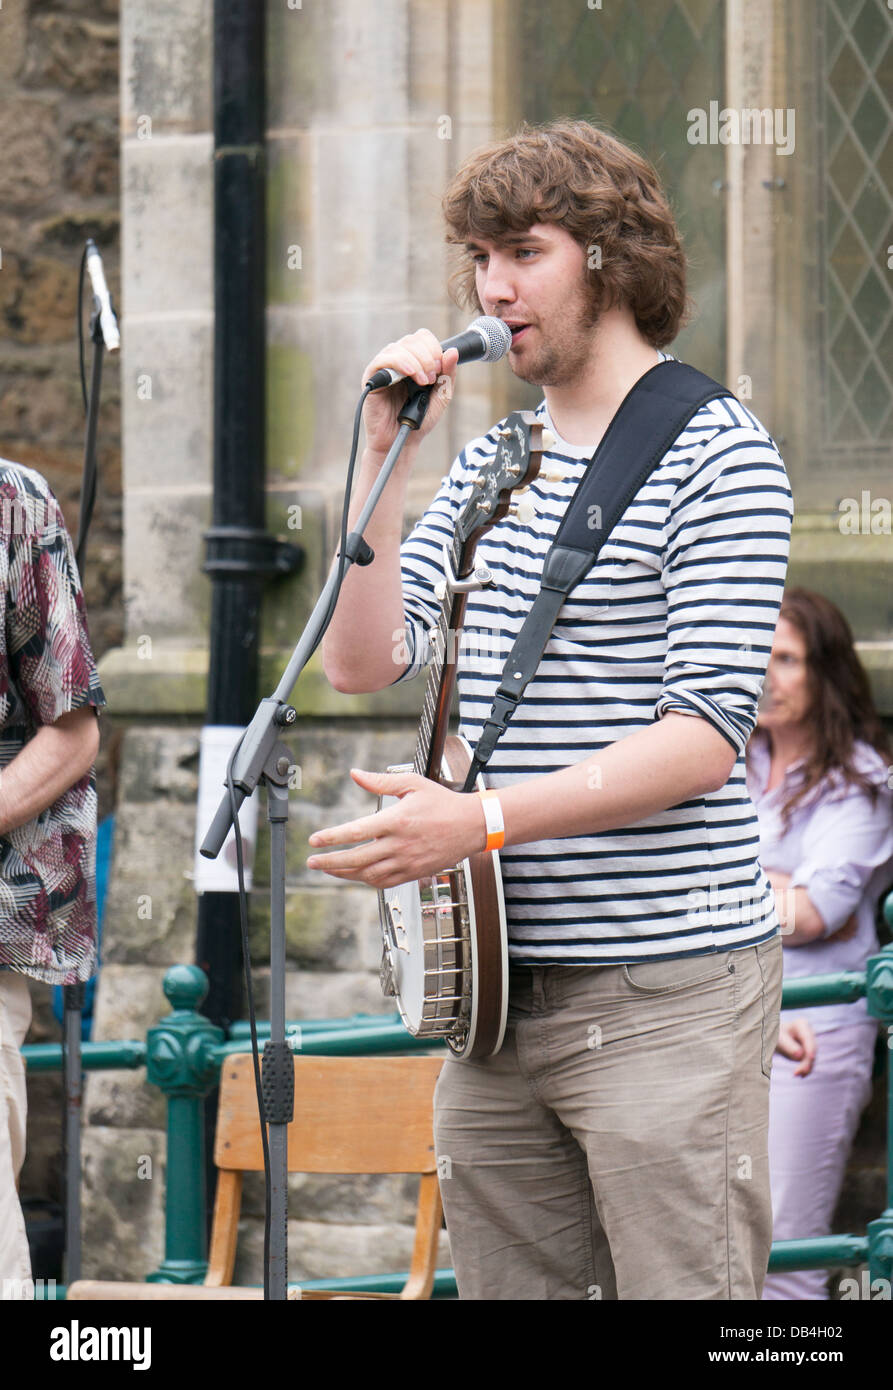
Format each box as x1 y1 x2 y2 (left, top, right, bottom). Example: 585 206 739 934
360 329 460 457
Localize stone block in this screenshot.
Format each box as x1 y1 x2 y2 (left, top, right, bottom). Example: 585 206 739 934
122 485 211 645
85 962 177 1130
81 1127 166 1281
120 312 213 493
84 1065 165 1132
116 725 201 805
265 338 314 480
90 962 170 1047
233 1216 451 1287
100 804 198 967
242 1169 420 1227
96 643 209 716
121 0 212 136
247 883 380 973
788 525 893 642
406 128 457 303
266 303 461 493
0 345 86 444
0 252 81 345
407 0 452 119
267 0 410 132
0 0 29 81
122 134 213 317
248 967 395 1023
259 486 327 657
22 13 118 95
314 128 411 306
63 107 120 198
0 99 60 210
266 135 314 309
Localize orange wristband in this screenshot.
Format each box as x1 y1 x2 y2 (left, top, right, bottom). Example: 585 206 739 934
479 789 505 852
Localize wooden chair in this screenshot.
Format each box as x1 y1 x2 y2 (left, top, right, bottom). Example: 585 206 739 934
68 1052 445 1301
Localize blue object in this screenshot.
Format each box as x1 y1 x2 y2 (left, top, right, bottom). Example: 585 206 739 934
51 813 114 1039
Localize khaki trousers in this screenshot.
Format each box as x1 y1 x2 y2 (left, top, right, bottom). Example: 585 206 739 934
434 936 783 1300
0 972 32 1290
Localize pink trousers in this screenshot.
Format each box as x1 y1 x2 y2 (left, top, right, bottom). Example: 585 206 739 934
762 1017 878 1300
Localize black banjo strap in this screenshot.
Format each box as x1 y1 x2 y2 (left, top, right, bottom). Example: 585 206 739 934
460 359 734 794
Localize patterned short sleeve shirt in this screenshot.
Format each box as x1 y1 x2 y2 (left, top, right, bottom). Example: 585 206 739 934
0 461 107 984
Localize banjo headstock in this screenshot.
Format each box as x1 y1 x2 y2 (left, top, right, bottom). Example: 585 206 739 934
455 411 545 548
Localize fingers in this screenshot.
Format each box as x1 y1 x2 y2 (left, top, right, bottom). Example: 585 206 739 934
787 1017 817 1076
362 331 459 390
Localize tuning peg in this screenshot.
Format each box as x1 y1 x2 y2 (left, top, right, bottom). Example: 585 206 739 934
509 495 537 525
538 467 565 483
541 428 556 450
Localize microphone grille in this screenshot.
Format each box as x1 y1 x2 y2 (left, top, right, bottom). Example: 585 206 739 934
471 315 512 362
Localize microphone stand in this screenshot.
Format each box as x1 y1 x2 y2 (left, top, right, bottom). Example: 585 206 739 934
200 382 434 1301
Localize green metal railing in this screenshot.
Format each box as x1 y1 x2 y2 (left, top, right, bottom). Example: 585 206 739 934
21 928 893 1297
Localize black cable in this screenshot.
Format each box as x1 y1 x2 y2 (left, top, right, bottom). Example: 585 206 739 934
225 734 272 1296
304 383 373 660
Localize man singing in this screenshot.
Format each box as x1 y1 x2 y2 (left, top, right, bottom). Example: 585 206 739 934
0 462 105 1294
309 119 793 1299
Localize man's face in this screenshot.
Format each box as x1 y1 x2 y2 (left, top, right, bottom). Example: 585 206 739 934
466 222 600 387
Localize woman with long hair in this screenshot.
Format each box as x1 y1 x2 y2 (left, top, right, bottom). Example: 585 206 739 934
747 587 893 1300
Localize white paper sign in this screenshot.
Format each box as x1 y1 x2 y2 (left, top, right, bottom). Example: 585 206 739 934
193 725 260 894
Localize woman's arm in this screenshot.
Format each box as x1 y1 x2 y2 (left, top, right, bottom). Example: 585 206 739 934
765 868 836 944
765 783 893 946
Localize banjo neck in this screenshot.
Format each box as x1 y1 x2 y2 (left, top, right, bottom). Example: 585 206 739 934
413 529 477 781
410 410 546 785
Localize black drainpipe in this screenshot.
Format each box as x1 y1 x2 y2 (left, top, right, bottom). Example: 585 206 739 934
198 0 302 1211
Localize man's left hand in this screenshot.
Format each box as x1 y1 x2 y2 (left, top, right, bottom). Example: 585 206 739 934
306 768 487 888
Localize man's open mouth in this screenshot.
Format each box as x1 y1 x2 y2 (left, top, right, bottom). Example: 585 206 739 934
508 324 531 342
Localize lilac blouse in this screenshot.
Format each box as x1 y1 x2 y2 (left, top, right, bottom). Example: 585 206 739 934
745 731 893 1032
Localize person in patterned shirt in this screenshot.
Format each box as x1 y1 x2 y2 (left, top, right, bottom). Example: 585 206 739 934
0 459 106 1295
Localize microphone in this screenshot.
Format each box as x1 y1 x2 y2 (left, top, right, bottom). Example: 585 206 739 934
365 316 511 391
85 239 120 352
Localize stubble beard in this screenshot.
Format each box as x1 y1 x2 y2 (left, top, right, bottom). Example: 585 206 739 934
510 292 602 388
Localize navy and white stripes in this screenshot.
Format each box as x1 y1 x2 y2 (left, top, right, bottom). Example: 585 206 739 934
391 369 794 964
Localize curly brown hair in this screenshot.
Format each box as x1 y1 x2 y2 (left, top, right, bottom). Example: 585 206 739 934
747 587 893 834
441 118 690 348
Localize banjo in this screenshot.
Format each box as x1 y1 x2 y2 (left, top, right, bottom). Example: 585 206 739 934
377 411 549 1059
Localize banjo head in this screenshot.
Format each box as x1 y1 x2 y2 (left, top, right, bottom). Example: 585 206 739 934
376 738 508 1058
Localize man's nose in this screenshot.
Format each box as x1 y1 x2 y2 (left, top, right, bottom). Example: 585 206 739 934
480 254 517 308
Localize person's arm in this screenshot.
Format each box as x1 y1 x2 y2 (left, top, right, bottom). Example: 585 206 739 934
764 784 893 945
321 332 459 694
0 706 99 835
308 711 736 885
459 708 737 846
764 869 828 944
3 478 107 833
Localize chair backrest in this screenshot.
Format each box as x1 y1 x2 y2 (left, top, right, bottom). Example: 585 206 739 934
206 1052 446 1294
214 1053 445 1174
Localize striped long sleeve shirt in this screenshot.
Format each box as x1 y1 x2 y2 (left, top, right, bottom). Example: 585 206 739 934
391 360 794 964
